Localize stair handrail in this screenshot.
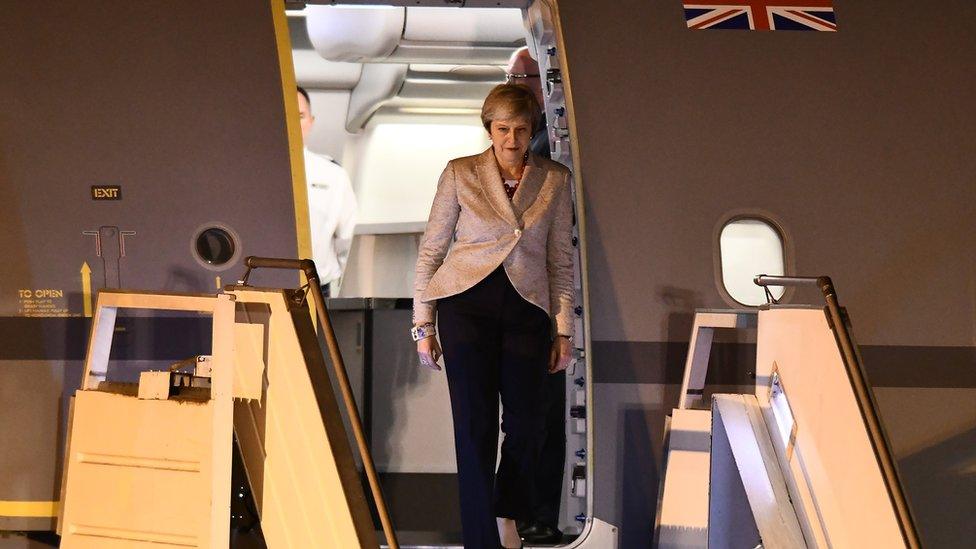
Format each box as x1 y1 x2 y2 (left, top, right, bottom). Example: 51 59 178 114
240 256 399 549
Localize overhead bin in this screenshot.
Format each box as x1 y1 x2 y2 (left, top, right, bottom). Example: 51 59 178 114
305 5 527 64
344 63 503 130
395 66 502 104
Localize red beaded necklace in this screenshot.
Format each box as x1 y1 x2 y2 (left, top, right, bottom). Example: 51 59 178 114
501 161 525 201
503 178 519 200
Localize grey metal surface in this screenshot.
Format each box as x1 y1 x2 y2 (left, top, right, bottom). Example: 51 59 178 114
0 0 298 525
555 0 976 544
0 2 300 314
326 297 412 311
561 0 976 347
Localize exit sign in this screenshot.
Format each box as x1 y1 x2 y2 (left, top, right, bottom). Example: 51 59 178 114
91 185 122 200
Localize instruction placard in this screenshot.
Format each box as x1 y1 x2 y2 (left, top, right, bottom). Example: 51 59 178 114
17 289 70 317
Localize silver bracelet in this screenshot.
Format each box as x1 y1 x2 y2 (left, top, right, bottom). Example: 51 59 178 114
411 323 436 342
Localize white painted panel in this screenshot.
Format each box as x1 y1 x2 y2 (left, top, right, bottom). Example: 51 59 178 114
354 121 489 224
755 308 906 548
403 8 526 43
657 409 711 548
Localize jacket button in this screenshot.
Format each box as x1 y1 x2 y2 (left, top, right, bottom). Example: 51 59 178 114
514 229 522 237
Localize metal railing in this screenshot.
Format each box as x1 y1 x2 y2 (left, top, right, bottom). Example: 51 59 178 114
240 256 399 549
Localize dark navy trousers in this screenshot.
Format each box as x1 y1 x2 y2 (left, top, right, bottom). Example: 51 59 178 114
437 267 551 549
532 368 566 529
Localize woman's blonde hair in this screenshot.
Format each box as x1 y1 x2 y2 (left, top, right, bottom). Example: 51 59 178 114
480 83 541 132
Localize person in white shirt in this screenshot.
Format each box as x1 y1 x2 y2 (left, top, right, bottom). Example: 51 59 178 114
297 86 358 295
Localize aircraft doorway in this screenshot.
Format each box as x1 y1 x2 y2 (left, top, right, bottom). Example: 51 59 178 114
286 2 597 547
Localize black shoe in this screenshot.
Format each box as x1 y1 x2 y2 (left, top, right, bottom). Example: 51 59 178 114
519 521 563 545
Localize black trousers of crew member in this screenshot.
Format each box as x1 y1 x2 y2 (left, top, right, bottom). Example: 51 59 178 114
437 267 551 549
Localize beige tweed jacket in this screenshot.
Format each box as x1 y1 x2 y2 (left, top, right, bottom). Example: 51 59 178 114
413 147 575 336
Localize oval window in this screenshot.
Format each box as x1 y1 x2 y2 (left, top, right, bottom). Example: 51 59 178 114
719 218 785 306
191 224 240 270
195 228 235 265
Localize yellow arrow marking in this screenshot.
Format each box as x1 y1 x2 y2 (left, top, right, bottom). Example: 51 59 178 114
215 276 222 290
80 262 92 317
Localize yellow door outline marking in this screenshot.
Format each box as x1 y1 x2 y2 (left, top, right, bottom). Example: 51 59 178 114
269 1 317 327
269 0 312 280
0 500 59 517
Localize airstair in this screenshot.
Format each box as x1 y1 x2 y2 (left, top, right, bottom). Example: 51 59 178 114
55 257 617 549
655 276 921 548
57 258 393 548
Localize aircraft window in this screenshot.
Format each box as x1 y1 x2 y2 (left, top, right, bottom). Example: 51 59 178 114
719 218 785 306
192 225 238 269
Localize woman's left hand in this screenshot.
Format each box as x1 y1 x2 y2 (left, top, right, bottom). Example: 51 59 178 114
548 336 573 373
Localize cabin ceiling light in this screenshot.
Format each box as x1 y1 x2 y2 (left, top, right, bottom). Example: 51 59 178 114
398 107 482 115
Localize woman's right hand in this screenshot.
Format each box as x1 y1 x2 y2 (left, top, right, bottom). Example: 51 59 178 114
417 336 443 371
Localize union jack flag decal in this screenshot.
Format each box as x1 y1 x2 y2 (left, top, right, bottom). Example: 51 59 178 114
684 1 837 31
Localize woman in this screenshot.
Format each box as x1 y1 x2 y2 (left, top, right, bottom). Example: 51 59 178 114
412 83 575 549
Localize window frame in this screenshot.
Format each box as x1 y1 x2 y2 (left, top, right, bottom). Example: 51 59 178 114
713 210 795 308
